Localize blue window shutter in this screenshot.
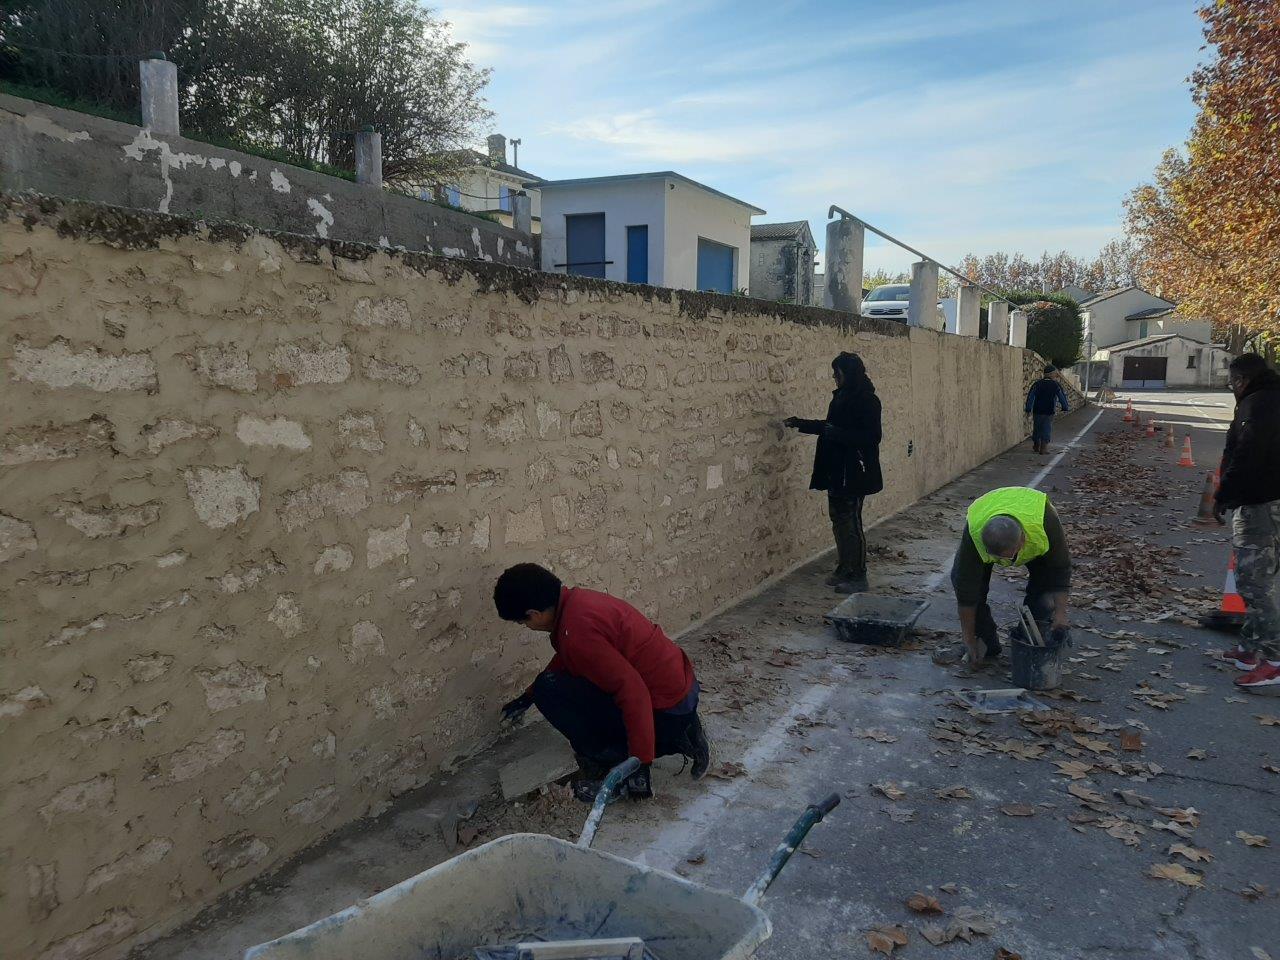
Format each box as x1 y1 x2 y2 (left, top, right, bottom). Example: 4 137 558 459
626 225 649 284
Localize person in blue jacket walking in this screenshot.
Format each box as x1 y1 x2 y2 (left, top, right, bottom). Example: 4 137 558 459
1026 365 1069 454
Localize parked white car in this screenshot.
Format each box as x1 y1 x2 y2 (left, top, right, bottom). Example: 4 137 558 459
861 283 945 329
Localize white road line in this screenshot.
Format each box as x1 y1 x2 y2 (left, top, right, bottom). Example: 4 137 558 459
650 407 1108 866
638 677 843 872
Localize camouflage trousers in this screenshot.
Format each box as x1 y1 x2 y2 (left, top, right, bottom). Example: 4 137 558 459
1233 501 1280 660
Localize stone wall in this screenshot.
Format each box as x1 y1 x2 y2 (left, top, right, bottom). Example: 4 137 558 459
0 92 536 267
2 193 1047 960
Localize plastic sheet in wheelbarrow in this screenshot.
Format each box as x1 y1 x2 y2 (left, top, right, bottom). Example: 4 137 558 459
244 833 771 960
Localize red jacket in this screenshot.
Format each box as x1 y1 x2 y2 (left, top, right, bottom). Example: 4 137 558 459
541 587 695 764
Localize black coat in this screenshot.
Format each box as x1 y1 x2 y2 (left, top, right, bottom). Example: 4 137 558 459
1217 369 1280 508
794 385 884 496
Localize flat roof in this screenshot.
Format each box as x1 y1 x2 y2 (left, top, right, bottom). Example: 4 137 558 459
527 171 766 215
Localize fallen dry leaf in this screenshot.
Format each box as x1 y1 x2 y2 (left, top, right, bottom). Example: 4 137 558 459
995 950 1023 960
1000 804 1036 817
1257 715 1280 727
1067 783 1107 805
919 924 949 946
938 882 959 894
935 785 973 800
866 925 909 955
1055 760 1094 780
1168 844 1213 863
1156 805 1200 826
1263 764 1280 775
1148 862 1204 887
946 906 996 943
873 781 906 801
906 893 943 915
1120 730 1144 752
884 806 917 823
706 761 748 780
1236 830 1269 848
1186 748 1207 760
1240 883 1270 901
1152 820 1194 840
853 727 898 744
1250 948 1272 960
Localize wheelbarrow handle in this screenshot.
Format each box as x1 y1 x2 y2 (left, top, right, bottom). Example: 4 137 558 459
577 757 641 849
741 793 841 907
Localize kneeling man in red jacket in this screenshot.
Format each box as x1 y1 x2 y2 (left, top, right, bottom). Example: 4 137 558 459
494 563 712 800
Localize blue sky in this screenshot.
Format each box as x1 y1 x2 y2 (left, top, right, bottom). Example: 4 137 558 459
437 0 1206 273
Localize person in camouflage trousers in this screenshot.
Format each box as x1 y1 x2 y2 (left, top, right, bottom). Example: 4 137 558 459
1214 353 1280 689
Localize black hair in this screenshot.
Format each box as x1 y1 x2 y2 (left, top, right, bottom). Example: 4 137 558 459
1044 364 1056 375
493 563 562 621
1229 353 1268 378
832 352 874 397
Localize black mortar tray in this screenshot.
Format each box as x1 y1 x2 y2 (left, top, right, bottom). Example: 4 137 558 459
824 594 929 647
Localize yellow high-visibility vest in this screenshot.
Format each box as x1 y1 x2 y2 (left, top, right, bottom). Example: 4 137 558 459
966 487 1050 566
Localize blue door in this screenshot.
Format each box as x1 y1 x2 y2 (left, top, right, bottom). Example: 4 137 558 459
697 238 735 293
565 213 606 278
626 225 649 284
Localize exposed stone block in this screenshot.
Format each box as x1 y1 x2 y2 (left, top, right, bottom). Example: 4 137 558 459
598 315 640 339
442 352 491 378
72 703 171 744
620 364 648 389
439 424 469 452
504 503 546 544
580 351 615 383
0 416 114 466
527 456 556 484
280 470 371 531
471 515 491 549
268 594 304 638
344 620 386 662
223 757 292 814
236 415 311 451
314 544 354 575
84 838 173 894
408 590 462 629
407 416 428 447
550 495 571 532
422 524 461 548
351 296 411 329
466 468 504 489
1 684 51 717
55 502 161 539
707 464 724 490
150 729 244 784
215 552 287 593
547 344 573 383
367 515 410 568
504 352 541 381
482 399 528 444
184 465 260 529
570 401 603 437
387 470 456 503
9 339 156 392
125 654 174 684
362 355 421 385
27 861 59 922
535 401 562 438
196 661 271 712
337 412 384 452
35 908 136 960
203 832 270 878
143 417 218 454
40 774 115 823
0 512 38 562
285 784 339 824
194 345 257 392
271 341 351 384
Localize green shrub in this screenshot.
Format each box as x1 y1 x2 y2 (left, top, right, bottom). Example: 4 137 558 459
1001 290 1083 367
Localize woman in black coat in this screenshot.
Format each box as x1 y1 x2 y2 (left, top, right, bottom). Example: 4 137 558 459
784 351 883 593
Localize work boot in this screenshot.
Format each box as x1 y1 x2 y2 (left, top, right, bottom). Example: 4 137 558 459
824 570 844 587
1032 440 1041 454
833 575 869 594
681 714 712 780
572 764 653 803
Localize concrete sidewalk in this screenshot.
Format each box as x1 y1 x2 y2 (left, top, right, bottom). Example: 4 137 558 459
136 394 1279 960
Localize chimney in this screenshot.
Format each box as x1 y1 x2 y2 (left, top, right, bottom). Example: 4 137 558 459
486 133 507 164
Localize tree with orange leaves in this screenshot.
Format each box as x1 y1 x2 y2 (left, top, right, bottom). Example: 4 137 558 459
1125 0 1280 356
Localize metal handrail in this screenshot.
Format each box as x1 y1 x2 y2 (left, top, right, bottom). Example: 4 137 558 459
828 205 1014 306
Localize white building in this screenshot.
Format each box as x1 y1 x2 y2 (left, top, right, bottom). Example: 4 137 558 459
1078 286 1212 351
1095 333 1232 389
533 172 764 293
431 134 543 233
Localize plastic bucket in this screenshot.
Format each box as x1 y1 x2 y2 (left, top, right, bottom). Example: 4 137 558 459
1010 636 1064 690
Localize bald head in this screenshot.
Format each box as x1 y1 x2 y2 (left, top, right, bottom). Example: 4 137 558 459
981 515 1024 560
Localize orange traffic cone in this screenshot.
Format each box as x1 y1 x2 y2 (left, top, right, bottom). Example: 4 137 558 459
1201 551 1247 632
1177 435 1196 467
1192 472 1221 526
1123 399 1134 422
1145 419 1157 438
1164 424 1175 448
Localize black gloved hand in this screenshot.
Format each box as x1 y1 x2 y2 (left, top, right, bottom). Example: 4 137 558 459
624 764 653 799
782 416 802 429
1049 626 1071 648
501 691 533 723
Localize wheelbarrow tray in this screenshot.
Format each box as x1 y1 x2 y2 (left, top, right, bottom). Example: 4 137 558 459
824 594 929 647
245 832 770 960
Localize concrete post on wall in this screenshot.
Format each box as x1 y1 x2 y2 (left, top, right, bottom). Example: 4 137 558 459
354 128 383 189
955 284 981 337
512 191 532 235
907 260 939 329
824 217 865 315
987 301 1010 344
139 55 179 137
1009 308 1029 348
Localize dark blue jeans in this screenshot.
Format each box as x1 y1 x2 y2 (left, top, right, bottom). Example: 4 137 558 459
1032 414 1054 445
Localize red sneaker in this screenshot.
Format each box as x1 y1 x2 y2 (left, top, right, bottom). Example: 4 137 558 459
1233 652 1261 671
1219 647 1248 663
1236 661 1280 689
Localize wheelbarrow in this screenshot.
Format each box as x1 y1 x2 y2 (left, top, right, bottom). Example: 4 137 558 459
244 758 840 960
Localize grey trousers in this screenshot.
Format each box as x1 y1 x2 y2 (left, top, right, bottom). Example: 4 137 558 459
1233 501 1280 660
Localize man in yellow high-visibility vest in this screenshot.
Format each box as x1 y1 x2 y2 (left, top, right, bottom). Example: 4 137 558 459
950 486 1072 667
